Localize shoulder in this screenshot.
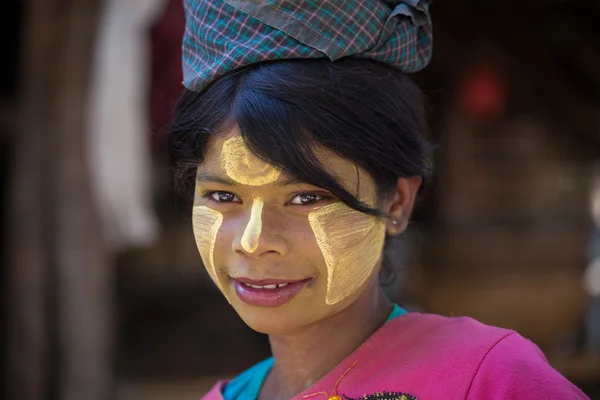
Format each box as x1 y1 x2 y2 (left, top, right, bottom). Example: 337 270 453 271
465 332 588 399
380 312 516 355
378 312 519 375
371 313 587 399
201 380 227 400
351 312 518 392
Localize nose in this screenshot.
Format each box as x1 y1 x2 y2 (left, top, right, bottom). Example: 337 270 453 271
232 196 290 258
240 197 264 253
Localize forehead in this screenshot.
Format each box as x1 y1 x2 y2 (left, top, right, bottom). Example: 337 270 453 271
200 125 376 195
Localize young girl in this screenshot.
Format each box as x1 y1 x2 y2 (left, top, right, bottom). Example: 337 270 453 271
170 1 589 399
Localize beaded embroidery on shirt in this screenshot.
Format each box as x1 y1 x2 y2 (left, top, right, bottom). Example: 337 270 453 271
345 392 418 400
302 361 418 400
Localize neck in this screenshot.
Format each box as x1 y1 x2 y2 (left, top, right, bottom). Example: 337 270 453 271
261 285 392 400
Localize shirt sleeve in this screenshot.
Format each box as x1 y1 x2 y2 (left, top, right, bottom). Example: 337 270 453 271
465 332 589 400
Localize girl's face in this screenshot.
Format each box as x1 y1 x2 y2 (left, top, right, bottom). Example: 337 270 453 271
192 126 387 333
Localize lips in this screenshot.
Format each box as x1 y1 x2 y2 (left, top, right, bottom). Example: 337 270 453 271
232 277 311 307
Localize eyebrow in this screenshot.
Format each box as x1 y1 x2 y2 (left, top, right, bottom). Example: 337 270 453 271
195 171 311 187
196 171 237 185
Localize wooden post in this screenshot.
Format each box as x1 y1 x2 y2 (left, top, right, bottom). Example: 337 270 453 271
6 0 58 398
7 0 112 399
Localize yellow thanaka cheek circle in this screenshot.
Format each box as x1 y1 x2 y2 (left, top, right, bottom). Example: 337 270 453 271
241 196 264 254
220 136 281 186
192 206 227 297
309 203 386 305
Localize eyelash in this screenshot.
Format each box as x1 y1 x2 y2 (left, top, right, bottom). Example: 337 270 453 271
203 191 241 204
202 191 330 206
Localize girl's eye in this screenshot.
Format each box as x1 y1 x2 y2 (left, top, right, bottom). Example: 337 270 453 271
289 193 323 205
205 191 241 203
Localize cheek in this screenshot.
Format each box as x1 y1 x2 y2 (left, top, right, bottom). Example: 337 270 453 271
309 203 385 305
192 206 225 293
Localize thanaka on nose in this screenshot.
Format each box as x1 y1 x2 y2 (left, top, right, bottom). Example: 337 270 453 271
241 196 264 254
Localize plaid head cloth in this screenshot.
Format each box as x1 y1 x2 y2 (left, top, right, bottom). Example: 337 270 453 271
182 0 433 92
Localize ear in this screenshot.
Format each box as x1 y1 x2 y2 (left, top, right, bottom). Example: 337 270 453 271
383 176 422 236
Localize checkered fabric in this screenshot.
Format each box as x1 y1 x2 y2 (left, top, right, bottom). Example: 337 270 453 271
182 0 433 92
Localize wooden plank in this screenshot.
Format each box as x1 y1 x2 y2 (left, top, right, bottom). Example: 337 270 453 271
6 0 59 398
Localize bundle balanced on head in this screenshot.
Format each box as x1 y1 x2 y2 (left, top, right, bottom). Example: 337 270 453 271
169 1 590 399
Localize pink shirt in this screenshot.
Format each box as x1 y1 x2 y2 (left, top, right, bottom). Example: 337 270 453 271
202 312 589 399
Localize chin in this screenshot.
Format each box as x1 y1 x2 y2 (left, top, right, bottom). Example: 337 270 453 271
233 303 310 334
232 299 354 336
228 292 331 335
223 280 365 334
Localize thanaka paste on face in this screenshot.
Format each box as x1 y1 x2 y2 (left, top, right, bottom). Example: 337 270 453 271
241 196 264 254
309 202 386 305
220 136 281 186
192 136 276 302
220 136 274 254
192 205 228 298
194 134 384 308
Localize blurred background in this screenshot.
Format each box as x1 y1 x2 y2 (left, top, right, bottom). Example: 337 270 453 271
2 0 600 399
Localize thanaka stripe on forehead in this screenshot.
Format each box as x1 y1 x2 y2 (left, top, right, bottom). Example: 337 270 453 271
196 171 311 187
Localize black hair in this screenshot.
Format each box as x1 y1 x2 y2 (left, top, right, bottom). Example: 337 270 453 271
170 58 432 284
